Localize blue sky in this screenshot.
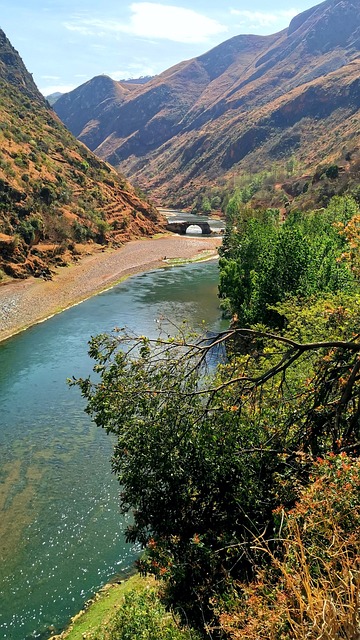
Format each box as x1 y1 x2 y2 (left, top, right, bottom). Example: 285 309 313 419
0 0 320 96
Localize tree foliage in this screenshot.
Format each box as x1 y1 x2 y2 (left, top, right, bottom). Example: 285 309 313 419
72 195 360 634
72 294 360 628
219 197 359 326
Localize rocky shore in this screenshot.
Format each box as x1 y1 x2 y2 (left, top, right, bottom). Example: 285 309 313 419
0 235 221 343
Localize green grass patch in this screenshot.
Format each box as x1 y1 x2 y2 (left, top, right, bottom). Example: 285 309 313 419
56 574 153 639
56 574 200 640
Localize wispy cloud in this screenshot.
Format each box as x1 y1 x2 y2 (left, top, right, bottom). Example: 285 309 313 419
41 75 61 81
230 8 298 29
64 2 227 44
110 61 156 80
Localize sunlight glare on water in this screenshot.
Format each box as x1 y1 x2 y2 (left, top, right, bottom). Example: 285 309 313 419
0 260 224 639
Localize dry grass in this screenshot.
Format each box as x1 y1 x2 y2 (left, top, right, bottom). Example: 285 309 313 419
218 455 360 640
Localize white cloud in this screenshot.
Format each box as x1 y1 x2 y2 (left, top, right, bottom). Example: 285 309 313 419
230 8 298 29
64 23 96 36
41 75 61 81
64 2 227 44
90 44 108 50
109 61 156 80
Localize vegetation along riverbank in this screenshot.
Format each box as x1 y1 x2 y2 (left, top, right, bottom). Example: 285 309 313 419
52 574 202 640
72 192 360 639
1 0 360 637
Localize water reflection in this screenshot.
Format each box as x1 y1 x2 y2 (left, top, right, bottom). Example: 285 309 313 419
0 260 224 639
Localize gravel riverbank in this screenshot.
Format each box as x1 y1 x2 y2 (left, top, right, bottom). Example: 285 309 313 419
0 235 221 343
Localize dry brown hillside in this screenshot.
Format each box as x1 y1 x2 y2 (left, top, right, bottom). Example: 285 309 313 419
54 0 360 208
0 29 164 279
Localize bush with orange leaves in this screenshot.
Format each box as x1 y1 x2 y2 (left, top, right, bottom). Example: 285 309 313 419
336 212 360 278
218 453 360 640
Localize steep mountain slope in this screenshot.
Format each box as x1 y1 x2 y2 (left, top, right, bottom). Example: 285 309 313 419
0 29 163 279
54 0 360 207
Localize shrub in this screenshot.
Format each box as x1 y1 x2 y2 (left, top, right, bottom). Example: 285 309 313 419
17 216 43 245
219 454 360 639
91 586 201 640
325 164 339 179
95 219 110 244
72 220 94 242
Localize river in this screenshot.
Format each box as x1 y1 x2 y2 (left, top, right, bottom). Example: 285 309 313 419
0 259 224 639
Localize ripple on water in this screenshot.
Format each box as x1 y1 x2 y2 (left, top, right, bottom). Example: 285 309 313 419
0 261 224 638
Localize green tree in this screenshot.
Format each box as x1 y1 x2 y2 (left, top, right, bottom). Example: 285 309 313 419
72 297 360 630
219 198 357 326
71 197 360 635
200 195 212 214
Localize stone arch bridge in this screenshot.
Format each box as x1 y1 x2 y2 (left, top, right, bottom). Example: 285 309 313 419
165 221 212 235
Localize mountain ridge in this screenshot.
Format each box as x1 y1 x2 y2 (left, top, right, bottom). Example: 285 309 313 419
54 0 360 207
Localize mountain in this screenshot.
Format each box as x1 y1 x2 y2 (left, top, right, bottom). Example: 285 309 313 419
46 91 63 105
54 75 139 151
47 77 152 108
0 29 163 279
54 0 360 208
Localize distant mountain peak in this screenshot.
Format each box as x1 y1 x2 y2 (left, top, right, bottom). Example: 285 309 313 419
287 2 324 35
53 0 360 208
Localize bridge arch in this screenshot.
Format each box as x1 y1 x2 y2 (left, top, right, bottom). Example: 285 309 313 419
186 224 202 234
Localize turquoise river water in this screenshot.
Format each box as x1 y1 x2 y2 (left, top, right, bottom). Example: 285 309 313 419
0 259 224 639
